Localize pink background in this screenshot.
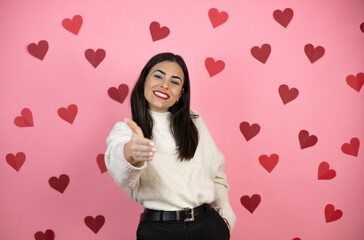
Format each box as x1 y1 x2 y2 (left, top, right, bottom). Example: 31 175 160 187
1 0 364 239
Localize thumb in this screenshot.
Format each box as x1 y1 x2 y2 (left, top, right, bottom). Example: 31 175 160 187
124 118 144 137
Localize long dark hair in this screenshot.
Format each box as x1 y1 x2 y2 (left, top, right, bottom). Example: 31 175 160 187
130 52 199 161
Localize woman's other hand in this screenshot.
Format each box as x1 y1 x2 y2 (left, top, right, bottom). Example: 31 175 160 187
123 118 157 167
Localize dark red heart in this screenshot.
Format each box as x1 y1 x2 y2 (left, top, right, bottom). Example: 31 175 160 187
34 229 55 240
292 238 301 240
49 174 70 193
318 162 336 180
251 44 271 64
85 49 106 68
149 21 170 41
325 204 343 223
84 215 105 233
346 72 364 92
279 84 299 104
108 84 129 104
360 22 364 33
97 154 107 173
240 194 261 213
208 8 229 28
14 108 34 127
240 121 260 141
6 152 26 171
57 104 78 124
299 130 318 149
27 40 48 60
259 154 279 173
205 57 225 77
62 15 83 35
273 8 294 28
304 44 325 63
341 137 360 157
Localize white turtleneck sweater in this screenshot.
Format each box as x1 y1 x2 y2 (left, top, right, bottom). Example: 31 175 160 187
104 110 236 231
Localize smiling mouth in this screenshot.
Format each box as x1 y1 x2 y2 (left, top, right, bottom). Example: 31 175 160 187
153 90 170 100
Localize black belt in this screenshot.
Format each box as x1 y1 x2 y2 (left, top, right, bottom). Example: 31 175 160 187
140 203 212 222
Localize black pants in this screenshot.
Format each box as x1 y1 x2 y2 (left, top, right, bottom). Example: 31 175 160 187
136 207 230 240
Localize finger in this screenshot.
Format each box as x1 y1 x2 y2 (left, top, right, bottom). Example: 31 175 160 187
133 135 156 148
124 118 144 137
131 144 157 155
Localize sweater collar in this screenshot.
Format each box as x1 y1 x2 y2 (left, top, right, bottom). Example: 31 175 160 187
148 109 171 128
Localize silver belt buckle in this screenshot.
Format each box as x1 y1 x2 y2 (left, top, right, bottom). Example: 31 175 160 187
183 207 195 222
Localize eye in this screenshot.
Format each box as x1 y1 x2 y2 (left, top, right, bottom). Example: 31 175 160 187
154 74 162 79
171 80 180 86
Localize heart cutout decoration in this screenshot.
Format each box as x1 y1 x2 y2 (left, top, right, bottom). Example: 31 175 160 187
259 154 279 173
57 104 78 124
97 154 107 173
279 84 299 104
149 21 170 41
360 22 364 33
62 15 83 35
27 40 48 60
240 121 260 141
108 84 129 104
85 49 106 68
251 44 271 64
341 137 360 157
325 204 343 223
304 44 325 63
34 229 55 240
273 8 294 28
84 215 105 233
240 194 261 213
318 162 336 180
205 57 225 77
49 174 70 193
14 108 34 127
208 8 229 28
346 72 364 92
299 130 318 149
6 152 26 171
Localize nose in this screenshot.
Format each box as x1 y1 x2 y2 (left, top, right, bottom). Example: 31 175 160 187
161 79 170 89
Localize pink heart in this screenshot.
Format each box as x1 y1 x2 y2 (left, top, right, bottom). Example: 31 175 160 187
205 57 225 77
304 44 325 63
27 40 48 60
208 8 229 28
34 229 55 240
149 21 170 41
85 49 106 68
240 121 260 141
57 104 78 124
62 15 83 35
108 84 129 104
84 215 105 233
279 84 299 104
14 108 34 127
240 194 261 213
259 154 279 173
325 204 343 223
318 162 336 180
6 152 26 171
97 154 107 173
251 44 271 64
299 130 318 149
346 72 364 92
49 174 70 193
341 137 360 157
273 8 294 28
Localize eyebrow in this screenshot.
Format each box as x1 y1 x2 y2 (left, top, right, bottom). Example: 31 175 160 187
153 69 182 82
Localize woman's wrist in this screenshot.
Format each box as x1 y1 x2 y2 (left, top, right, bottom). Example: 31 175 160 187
223 218 231 232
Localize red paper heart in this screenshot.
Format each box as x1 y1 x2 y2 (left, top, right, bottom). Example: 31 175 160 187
273 8 294 28
149 21 170 41
205 57 225 77
34 229 55 240
299 130 318 149
27 40 48 60
341 137 360 157
251 44 271 64
208 8 229 28
259 154 279 173
49 174 70 193
6 152 26 171
318 162 336 180
84 215 105 233
62 15 83 35
346 72 364 92
240 194 261 213
85 49 106 68
14 108 34 127
325 204 343 223
279 84 299 104
360 22 364 33
292 238 301 240
304 44 325 63
108 84 129 104
57 104 78 124
240 121 260 141
97 154 107 173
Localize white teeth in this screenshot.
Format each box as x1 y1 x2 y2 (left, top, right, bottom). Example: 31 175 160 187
154 91 169 98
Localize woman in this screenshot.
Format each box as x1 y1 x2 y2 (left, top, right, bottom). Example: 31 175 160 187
104 52 236 240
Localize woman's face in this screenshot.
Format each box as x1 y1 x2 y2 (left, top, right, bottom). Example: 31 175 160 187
144 61 184 113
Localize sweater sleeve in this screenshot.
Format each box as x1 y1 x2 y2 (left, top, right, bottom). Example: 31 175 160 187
104 122 146 200
197 115 237 231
